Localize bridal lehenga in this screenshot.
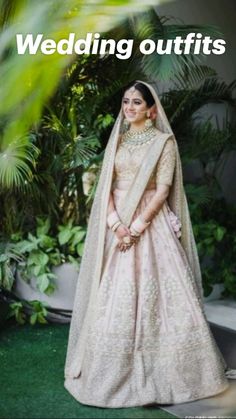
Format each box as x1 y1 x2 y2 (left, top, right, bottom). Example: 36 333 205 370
64 81 230 408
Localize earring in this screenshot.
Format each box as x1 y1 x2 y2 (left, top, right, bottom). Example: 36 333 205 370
145 117 153 128
123 118 130 130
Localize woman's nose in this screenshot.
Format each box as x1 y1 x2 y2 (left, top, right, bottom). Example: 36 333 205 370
127 101 134 110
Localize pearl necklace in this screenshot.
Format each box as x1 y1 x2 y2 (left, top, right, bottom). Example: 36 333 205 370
121 126 157 150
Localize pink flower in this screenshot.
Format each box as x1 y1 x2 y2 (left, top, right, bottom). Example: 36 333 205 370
168 209 182 238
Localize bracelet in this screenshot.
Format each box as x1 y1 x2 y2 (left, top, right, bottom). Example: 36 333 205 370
111 221 122 232
107 210 120 229
130 226 141 237
130 215 151 234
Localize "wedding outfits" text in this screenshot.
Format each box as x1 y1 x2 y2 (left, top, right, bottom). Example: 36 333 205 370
16 32 226 59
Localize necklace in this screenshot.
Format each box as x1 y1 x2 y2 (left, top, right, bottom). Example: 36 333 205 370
121 126 157 150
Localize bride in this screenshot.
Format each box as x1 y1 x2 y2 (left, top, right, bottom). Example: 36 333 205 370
64 80 230 408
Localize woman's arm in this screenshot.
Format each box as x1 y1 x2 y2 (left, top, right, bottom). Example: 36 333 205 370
107 191 116 215
141 138 176 223
140 184 170 223
130 184 170 236
107 168 117 216
107 191 133 251
130 138 176 234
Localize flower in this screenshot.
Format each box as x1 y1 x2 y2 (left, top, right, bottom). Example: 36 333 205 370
168 210 182 238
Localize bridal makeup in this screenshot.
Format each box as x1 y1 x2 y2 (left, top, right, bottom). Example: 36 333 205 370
122 88 149 128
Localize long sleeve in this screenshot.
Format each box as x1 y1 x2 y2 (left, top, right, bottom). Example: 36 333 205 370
156 138 176 187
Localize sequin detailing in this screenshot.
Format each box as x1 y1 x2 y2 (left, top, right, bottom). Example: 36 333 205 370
64 193 229 408
113 134 176 189
64 84 229 409
155 138 176 186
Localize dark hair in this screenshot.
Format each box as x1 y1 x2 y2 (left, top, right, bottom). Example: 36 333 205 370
123 81 155 108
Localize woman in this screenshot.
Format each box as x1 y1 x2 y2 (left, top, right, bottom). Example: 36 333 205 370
64 80 230 408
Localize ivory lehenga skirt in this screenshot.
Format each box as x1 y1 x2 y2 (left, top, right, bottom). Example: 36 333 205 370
64 188 229 408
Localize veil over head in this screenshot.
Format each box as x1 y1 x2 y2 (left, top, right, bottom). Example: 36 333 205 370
64 80 204 379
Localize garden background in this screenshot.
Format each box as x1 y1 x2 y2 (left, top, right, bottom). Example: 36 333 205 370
0 0 235 418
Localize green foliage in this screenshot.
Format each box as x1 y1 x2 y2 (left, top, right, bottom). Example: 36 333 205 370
194 220 226 258
185 184 212 211
1 0 156 149
7 299 48 325
0 72 119 235
159 68 236 300
8 302 27 325
28 301 48 325
58 220 86 257
188 190 236 298
162 79 236 138
0 217 86 296
14 227 59 295
0 2 235 304
0 241 23 290
1 5 232 238
131 11 223 80
0 135 40 189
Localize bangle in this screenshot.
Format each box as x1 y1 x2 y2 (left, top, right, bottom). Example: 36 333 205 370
130 226 141 237
112 221 122 232
107 210 120 228
130 215 151 234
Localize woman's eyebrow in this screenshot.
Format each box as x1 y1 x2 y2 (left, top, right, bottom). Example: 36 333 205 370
123 97 143 101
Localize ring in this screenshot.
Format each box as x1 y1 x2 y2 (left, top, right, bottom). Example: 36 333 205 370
123 235 131 244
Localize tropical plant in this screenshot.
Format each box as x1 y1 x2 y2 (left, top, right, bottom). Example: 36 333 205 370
0 3 226 196
0 239 23 290
1 0 235 306
1 0 161 149
13 216 85 294
190 197 236 298
7 299 48 325
106 10 223 81
166 74 236 298
0 216 85 297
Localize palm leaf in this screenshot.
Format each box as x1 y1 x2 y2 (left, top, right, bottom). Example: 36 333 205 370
185 184 213 210
0 136 39 189
173 65 217 89
64 135 100 170
181 119 235 162
131 10 223 80
162 77 236 127
0 0 158 151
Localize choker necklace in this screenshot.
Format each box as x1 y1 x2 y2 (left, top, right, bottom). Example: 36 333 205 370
121 126 157 149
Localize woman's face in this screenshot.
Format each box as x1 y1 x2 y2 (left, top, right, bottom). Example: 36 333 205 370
122 88 149 126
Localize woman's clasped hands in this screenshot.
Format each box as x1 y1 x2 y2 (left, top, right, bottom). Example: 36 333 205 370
115 224 140 252
107 210 151 253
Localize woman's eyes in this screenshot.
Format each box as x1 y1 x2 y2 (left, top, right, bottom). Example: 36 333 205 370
123 99 142 105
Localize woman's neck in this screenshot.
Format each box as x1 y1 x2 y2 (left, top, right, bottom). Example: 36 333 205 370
129 122 146 132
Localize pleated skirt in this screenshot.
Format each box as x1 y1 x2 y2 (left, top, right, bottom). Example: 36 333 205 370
64 188 229 408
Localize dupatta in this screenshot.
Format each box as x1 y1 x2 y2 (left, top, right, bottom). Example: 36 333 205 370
64 81 204 380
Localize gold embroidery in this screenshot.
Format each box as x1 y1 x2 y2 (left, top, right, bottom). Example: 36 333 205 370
112 135 176 190
155 138 176 186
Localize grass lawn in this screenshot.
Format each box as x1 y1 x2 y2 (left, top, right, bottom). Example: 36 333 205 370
0 321 176 419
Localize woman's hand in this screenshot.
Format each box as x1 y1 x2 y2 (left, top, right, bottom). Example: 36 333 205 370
115 223 130 241
115 224 140 252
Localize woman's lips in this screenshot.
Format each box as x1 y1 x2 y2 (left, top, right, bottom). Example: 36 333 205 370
126 112 136 117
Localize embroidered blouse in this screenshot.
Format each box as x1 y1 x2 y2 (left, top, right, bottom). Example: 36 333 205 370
112 136 176 190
